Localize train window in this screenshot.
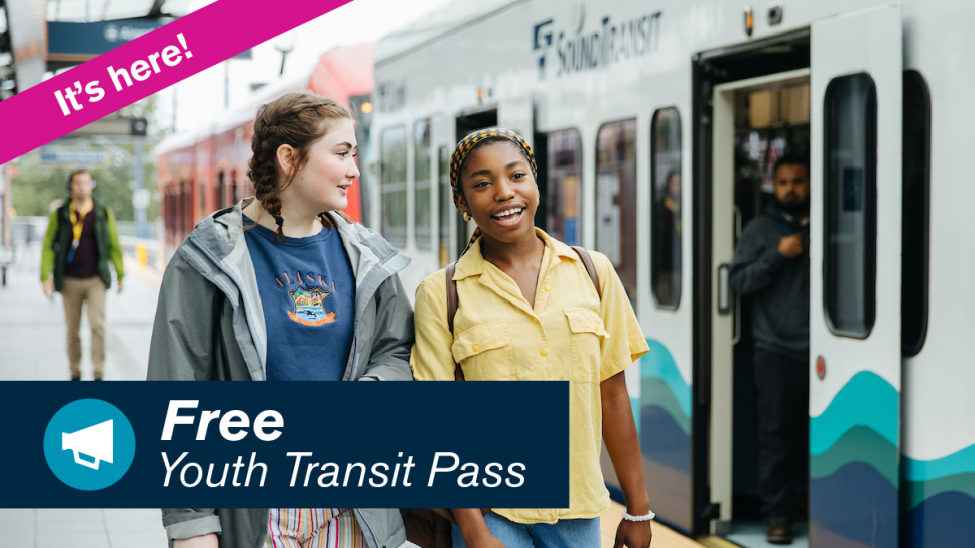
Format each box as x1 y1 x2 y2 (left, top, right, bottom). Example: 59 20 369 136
596 119 638 300
198 179 206 223
231 170 240 204
650 108 683 310
438 146 451 267
414 120 433 250
546 129 583 246
380 126 407 247
182 182 192 237
217 171 226 209
902 70 930 356
824 74 877 338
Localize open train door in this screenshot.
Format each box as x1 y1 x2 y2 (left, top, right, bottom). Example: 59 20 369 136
809 6 901 548
431 114 455 266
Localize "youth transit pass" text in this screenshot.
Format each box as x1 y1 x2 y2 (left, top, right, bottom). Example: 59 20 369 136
160 401 526 490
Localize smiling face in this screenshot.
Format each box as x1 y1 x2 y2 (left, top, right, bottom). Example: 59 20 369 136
279 118 359 213
457 141 538 246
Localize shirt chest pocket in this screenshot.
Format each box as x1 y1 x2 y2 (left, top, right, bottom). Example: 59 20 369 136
564 308 608 384
451 321 515 380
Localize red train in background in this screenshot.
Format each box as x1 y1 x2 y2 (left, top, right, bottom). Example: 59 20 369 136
155 42 375 258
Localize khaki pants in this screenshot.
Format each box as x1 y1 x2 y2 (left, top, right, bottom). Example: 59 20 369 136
61 276 106 380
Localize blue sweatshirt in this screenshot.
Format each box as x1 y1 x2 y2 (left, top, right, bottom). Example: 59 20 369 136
244 219 355 381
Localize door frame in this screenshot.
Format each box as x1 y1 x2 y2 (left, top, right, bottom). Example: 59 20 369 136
691 28 812 536
709 68 812 535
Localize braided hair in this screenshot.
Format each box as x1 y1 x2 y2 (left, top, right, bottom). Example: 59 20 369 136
246 91 355 238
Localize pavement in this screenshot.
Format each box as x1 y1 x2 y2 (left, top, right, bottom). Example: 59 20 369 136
0 241 706 548
0 241 159 382
0 241 167 547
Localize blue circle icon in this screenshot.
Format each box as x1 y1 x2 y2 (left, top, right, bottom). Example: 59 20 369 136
43 399 136 491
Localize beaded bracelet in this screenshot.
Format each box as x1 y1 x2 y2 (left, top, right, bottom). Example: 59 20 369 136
622 510 655 522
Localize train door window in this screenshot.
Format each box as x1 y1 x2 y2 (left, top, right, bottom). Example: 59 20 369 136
650 108 683 310
824 74 877 338
438 146 451 267
546 129 583 246
901 70 930 356
596 119 638 300
414 119 433 250
380 126 407 247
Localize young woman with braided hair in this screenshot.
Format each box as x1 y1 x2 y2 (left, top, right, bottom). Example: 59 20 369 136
410 129 653 548
148 92 415 548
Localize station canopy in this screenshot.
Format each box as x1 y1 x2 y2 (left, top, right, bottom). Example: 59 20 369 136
45 0 193 22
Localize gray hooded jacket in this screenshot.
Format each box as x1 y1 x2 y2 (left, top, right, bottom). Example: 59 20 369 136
147 199 414 548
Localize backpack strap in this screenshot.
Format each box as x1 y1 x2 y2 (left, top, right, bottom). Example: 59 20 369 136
570 246 602 299
445 262 465 382
446 262 459 335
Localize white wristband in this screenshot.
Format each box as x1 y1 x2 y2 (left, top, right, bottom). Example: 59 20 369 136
622 510 655 522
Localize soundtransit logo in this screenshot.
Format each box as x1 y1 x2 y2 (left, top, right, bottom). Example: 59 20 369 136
43 399 136 491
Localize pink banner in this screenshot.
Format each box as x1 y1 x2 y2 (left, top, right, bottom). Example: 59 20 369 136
0 0 354 165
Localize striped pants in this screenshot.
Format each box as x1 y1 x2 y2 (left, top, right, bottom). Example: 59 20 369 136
265 508 366 548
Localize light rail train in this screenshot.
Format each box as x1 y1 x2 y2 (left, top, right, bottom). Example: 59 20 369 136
155 1 975 546
364 1 972 547
155 42 376 257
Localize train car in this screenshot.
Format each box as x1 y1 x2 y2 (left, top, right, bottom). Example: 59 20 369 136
156 42 376 259
367 1 973 547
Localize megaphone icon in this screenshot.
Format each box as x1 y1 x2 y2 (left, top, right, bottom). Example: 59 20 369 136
62 420 114 470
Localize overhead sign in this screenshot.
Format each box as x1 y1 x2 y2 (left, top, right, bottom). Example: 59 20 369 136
47 19 252 62
65 117 148 138
39 149 109 166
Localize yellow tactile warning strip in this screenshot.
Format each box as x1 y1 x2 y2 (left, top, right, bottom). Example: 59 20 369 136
600 500 721 548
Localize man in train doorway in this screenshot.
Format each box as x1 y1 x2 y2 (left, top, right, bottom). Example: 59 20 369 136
729 154 810 544
41 170 125 381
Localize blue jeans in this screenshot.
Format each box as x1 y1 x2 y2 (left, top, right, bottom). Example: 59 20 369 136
451 512 601 548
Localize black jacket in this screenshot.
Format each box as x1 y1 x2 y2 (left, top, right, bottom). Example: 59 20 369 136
729 204 810 361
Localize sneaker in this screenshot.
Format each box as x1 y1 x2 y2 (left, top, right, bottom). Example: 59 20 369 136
766 516 792 544
70 375 81 381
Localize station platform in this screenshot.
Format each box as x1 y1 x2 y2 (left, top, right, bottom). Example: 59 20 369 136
0 242 712 548
0 242 160 381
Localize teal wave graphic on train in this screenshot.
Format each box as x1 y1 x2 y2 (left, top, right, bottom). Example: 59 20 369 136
901 442 975 548
809 371 898 548
637 339 692 533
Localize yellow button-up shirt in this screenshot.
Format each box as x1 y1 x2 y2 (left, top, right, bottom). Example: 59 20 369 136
410 229 649 524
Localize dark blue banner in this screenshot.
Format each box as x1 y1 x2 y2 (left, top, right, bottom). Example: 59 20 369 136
47 20 252 59
0 381 569 508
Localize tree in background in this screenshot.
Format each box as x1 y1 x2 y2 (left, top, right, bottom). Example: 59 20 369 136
10 95 165 222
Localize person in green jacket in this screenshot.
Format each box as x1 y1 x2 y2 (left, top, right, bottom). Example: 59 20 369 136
40 170 124 381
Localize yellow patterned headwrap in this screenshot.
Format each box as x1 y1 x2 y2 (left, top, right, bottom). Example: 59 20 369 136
449 128 537 255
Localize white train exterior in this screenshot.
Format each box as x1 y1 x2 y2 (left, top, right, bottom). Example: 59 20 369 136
366 0 974 546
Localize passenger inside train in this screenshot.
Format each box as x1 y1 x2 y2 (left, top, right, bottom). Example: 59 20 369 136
730 154 811 545
727 82 812 546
